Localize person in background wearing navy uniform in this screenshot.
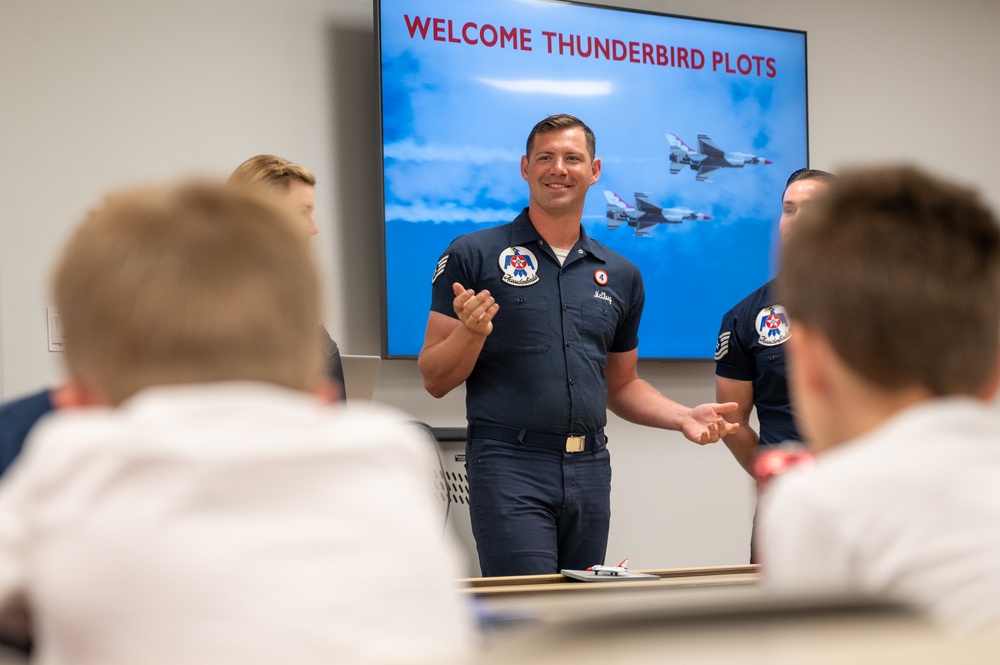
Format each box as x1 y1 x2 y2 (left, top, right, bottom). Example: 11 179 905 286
229 154 346 397
715 169 836 476
0 388 65 477
418 114 739 577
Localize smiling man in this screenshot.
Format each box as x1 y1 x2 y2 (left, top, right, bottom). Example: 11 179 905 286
418 114 738 577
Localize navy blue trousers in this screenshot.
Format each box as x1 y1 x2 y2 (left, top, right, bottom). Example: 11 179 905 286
465 436 612 577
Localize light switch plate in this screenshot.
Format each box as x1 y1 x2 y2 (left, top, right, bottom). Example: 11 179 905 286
47 307 65 352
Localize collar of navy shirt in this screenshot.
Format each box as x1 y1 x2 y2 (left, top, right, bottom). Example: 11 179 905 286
510 208 608 266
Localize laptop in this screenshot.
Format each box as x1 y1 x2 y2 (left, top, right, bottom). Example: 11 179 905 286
340 355 382 402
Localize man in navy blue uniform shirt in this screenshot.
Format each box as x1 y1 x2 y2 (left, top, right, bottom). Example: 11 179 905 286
419 114 739 577
715 169 835 475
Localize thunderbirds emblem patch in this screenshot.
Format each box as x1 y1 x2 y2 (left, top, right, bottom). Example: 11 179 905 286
756 305 791 346
498 246 540 286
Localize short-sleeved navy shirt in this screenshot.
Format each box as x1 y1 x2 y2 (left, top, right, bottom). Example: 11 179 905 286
714 279 801 445
430 209 644 435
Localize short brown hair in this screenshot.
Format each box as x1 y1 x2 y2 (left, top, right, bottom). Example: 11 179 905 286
783 168 836 198
525 114 596 160
779 165 1000 396
228 154 316 194
53 182 325 404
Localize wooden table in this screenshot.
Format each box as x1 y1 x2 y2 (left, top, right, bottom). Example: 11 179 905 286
462 564 759 599
465 568 997 665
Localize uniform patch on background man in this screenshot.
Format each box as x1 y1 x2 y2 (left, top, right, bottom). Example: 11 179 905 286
715 331 732 360
498 246 539 286
594 269 609 286
756 305 791 346
432 254 449 284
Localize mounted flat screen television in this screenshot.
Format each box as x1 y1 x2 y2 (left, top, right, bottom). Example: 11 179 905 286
376 0 808 359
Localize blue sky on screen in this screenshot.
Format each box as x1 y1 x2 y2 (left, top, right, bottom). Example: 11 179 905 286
379 0 808 358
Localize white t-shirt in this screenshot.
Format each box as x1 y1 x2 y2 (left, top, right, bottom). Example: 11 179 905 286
758 397 1000 634
0 382 477 664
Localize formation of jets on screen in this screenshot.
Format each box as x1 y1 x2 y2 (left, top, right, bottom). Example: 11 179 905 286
605 133 770 236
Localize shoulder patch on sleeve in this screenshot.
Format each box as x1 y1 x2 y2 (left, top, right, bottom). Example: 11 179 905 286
432 254 449 285
714 331 732 361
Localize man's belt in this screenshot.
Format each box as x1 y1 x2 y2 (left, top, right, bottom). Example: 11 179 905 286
468 423 603 453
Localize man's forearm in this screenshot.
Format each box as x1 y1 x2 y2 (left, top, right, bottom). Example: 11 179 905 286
606 377 692 430
723 426 759 476
417 324 486 398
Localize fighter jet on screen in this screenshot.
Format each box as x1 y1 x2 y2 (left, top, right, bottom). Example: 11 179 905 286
667 133 772 182
604 190 711 236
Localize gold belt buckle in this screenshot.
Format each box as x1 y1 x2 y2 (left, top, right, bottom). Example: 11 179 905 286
565 436 586 453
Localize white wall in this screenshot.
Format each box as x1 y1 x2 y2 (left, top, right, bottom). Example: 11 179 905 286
3 0 999 570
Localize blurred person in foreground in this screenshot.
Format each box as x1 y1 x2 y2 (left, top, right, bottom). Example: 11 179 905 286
0 182 476 664
0 154 347 482
758 165 1000 634
229 154 346 397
